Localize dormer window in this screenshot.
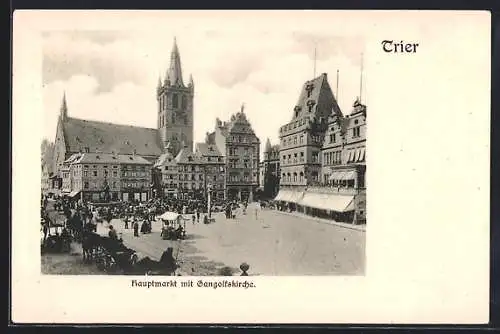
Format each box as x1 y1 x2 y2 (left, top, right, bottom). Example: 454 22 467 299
306 84 314 97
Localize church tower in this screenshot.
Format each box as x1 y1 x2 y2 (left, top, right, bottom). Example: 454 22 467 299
157 37 194 157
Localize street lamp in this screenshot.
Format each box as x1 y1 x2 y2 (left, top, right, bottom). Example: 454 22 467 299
207 183 212 219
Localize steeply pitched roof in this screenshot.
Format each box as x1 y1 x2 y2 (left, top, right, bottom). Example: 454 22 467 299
292 73 341 120
166 37 184 87
195 143 222 157
264 138 272 152
73 153 152 165
175 147 202 164
62 117 162 157
154 152 177 167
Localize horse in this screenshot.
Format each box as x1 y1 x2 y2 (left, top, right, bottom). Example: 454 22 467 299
81 229 101 263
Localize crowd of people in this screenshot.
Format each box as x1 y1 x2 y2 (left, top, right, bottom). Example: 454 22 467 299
40 193 256 244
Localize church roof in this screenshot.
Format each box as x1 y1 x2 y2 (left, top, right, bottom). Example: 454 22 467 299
195 143 222 157
62 117 163 157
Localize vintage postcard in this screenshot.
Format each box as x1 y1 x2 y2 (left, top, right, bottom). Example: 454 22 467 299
11 10 490 324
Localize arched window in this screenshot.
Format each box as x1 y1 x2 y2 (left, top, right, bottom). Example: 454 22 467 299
293 172 297 182
172 94 178 108
181 95 187 109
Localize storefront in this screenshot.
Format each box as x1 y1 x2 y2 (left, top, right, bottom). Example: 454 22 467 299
297 191 355 222
274 188 305 211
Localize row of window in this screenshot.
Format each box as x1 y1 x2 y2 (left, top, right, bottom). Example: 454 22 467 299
158 112 189 127
228 147 255 156
282 152 305 164
163 165 223 173
159 93 188 111
82 180 149 190
280 171 319 183
229 135 255 144
323 151 342 166
280 117 310 133
74 170 150 178
80 164 146 171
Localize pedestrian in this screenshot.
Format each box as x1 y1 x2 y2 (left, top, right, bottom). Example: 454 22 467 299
108 225 118 240
124 215 129 229
196 209 200 223
133 219 139 237
192 213 196 225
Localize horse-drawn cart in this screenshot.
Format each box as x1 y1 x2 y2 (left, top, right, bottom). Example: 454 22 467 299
94 236 138 273
41 222 72 254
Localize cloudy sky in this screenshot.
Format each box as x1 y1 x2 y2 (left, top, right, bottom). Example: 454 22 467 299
42 12 366 154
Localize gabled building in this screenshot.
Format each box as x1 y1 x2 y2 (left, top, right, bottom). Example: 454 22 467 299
274 73 367 225
195 143 225 200
207 105 260 201
275 73 339 207
153 148 179 198
174 145 205 200
60 152 153 203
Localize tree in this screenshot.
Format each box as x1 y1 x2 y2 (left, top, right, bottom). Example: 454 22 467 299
263 170 279 199
41 139 55 174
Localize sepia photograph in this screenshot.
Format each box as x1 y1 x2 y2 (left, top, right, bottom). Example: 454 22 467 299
12 10 490 324
40 28 366 277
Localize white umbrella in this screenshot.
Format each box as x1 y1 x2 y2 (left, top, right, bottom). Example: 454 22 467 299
159 211 180 221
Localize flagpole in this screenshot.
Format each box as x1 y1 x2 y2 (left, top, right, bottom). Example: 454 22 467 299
359 53 364 102
336 69 339 100
313 45 317 78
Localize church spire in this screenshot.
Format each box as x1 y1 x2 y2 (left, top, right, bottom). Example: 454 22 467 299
167 37 184 87
265 137 272 153
60 91 68 120
188 74 194 91
157 74 162 95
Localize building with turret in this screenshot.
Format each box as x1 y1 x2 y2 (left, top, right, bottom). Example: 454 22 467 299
274 72 367 225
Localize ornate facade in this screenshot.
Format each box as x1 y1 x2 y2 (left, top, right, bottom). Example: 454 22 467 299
274 73 367 225
207 105 260 201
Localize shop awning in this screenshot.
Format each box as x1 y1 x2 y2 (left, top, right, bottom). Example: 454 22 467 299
357 148 366 162
68 190 81 198
274 189 304 203
329 170 356 181
298 192 355 212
